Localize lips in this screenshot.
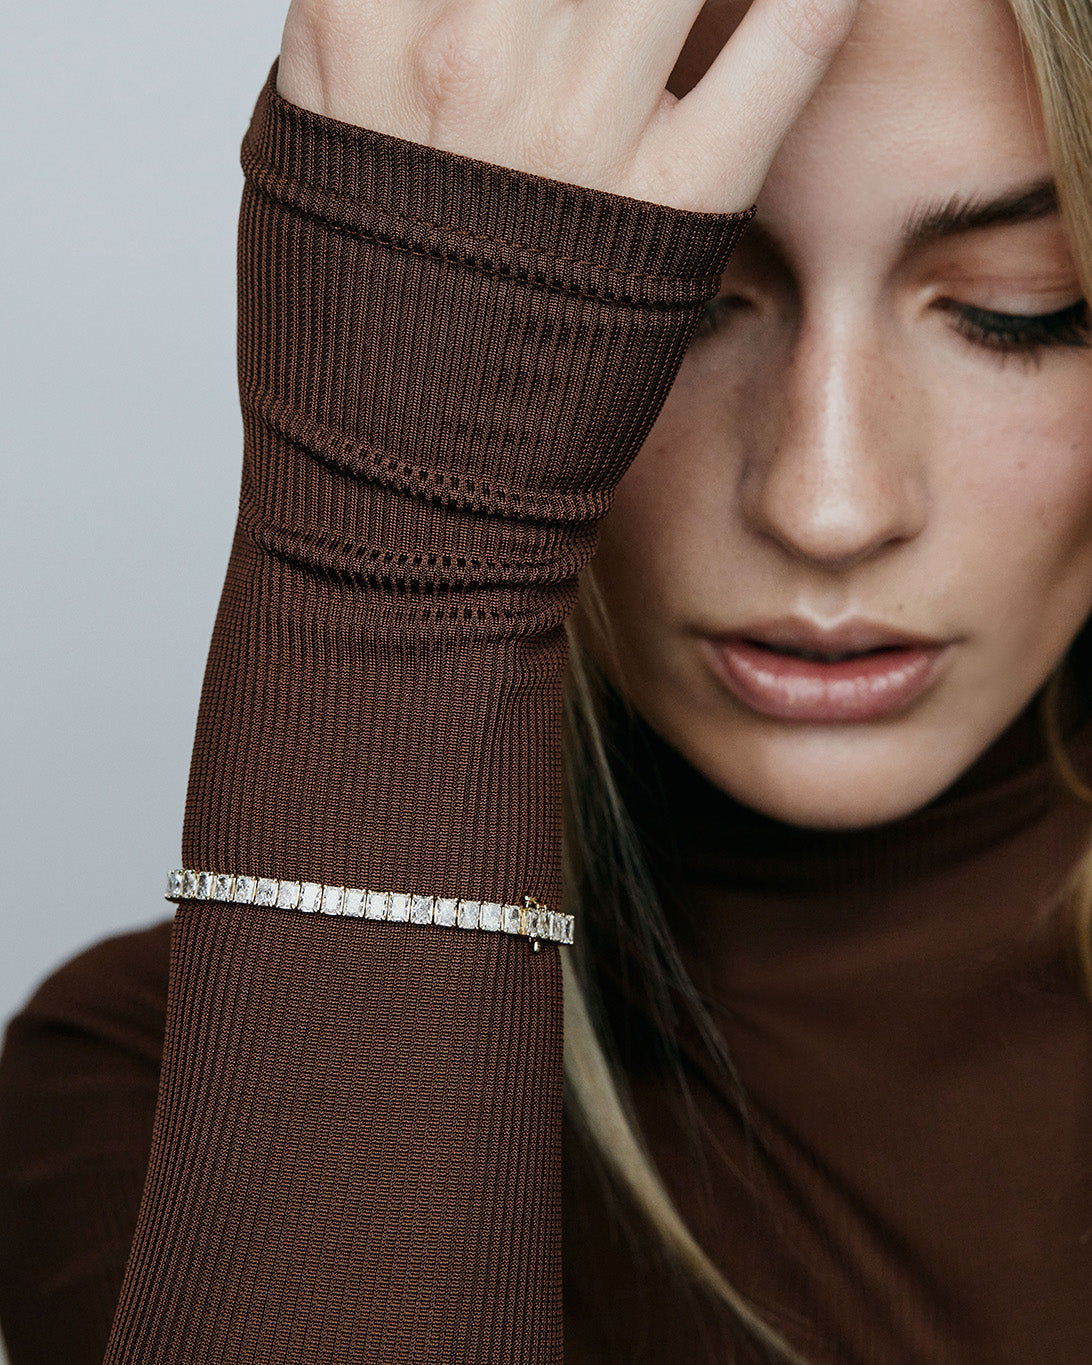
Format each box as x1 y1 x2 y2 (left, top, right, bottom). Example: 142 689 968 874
705 618 952 723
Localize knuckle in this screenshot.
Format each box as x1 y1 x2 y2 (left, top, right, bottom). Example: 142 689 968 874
775 0 857 63
632 155 707 214
413 10 507 105
525 122 572 177
523 102 591 179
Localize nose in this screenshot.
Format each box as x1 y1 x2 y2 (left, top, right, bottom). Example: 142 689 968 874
739 311 928 570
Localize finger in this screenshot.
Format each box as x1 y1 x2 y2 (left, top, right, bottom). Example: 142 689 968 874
650 0 860 211
575 0 709 98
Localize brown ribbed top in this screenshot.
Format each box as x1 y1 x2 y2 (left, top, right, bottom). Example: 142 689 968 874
2 64 1091 1365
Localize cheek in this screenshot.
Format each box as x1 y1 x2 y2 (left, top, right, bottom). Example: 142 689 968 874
590 398 724 697
596 401 723 617
941 373 1092 642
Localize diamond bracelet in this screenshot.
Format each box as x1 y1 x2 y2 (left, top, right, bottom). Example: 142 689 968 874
165 869 574 947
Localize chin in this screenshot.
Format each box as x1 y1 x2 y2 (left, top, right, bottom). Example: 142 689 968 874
676 722 981 832
721 776 946 831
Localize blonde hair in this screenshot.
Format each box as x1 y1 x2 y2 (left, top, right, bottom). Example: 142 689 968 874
561 5 1092 1359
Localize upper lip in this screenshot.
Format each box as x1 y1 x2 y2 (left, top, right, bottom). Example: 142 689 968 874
715 616 949 655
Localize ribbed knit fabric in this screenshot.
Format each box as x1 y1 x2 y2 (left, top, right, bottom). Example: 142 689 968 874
93 66 751 1362
5 693 1092 1364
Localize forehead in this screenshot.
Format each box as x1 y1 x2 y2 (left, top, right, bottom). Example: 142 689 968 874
670 0 1051 259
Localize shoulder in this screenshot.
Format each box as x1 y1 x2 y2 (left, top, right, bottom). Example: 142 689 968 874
9 918 174 1069
0 918 174 1169
0 921 173 1358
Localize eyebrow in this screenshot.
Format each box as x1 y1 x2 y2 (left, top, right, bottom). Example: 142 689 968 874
900 178 1059 247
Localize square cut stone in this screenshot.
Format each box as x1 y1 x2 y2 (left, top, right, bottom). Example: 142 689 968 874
166 870 184 899
255 878 277 907
195 872 212 900
410 895 434 925
298 882 321 913
434 898 458 928
234 875 256 904
387 893 410 922
342 888 365 917
502 905 522 934
321 885 344 915
276 881 301 910
480 902 502 932
365 891 388 920
212 874 235 902
181 870 197 899
457 900 481 930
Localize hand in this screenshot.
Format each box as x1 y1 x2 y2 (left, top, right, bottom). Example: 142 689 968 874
277 0 858 214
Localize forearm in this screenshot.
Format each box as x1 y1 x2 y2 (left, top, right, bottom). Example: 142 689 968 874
104 69 748 1362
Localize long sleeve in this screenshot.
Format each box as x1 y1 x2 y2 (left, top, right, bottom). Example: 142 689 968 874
101 64 752 1362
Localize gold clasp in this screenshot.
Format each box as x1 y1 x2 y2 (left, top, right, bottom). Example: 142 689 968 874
523 894 547 953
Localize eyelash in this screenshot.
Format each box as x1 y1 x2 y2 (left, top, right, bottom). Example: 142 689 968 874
939 298 1091 357
693 296 1092 359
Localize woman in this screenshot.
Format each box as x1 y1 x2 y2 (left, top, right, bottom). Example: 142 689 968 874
0 0 1089 1360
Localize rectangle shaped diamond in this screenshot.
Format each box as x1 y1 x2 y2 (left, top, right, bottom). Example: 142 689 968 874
212 874 235 902
195 872 212 900
181 870 197 899
410 895 434 925
365 892 388 920
457 900 481 930
480 902 502 932
255 878 277 907
342 888 365 917
298 883 321 913
276 881 301 910
166 870 184 899
434 898 458 927
502 905 522 934
234 876 256 904
387 893 410 922
321 885 344 915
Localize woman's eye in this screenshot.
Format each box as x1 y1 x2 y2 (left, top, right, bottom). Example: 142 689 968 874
938 297 1091 357
691 293 1091 359
691 294 752 341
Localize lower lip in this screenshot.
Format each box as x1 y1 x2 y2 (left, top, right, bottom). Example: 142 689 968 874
707 638 950 723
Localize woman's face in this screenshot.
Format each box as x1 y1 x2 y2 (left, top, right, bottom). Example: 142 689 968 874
589 0 1092 830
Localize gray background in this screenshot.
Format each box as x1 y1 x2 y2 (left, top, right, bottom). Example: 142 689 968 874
2 1 287 1031
1 10 325 1355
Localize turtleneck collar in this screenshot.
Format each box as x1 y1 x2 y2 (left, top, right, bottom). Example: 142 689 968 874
590 661 1092 1123
575 668 1092 1365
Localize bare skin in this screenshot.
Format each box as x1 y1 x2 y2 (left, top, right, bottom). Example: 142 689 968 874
591 0 1092 829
